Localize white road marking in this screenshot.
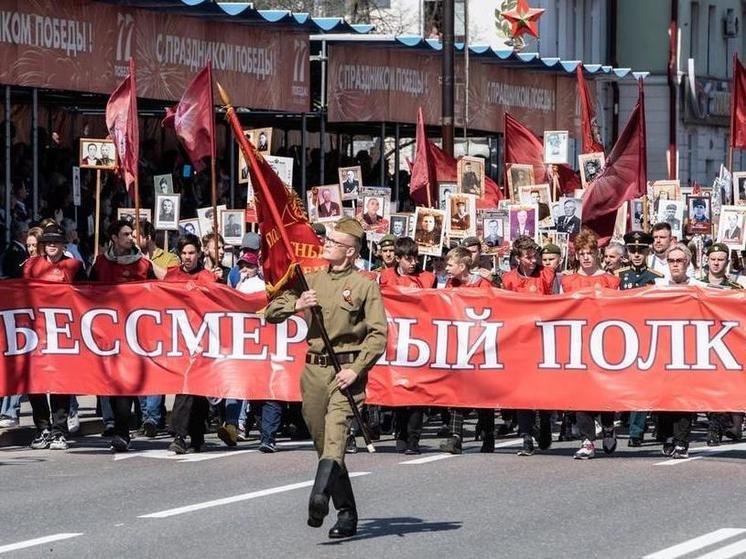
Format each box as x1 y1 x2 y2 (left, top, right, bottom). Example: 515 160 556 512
493 440 523 449
114 449 256 462
643 528 746 559
138 472 371 519
0 533 83 554
653 442 746 466
696 537 746 559
400 453 456 465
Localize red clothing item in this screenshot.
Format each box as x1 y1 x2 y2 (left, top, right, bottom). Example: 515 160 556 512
90 254 154 283
164 265 218 285
501 266 555 294
379 267 436 288
444 274 493 289
560 271 620 293
22 255 85 283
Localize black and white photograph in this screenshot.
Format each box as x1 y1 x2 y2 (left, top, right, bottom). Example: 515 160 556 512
117 208 152 224
389 214 410 238
631 198 645 231
221 209 246 246
507 164 535 199
457 156 485 197
197 204 227 236
478 209 508 254
656 200 685 238
155 194 180 231
519 184 552 222
578 152 605 188
314 185 343 222
439 183 457 210
687 194 711 235
717 206 746 250
265 155 294 186
80 138 116 170
248 128 272 153
555 197 583 235
338 166 363 200
733 172 746 205
446 193 476 239
154 174 174 195
413 207 446 256
543 130 569 165
179 218 201 237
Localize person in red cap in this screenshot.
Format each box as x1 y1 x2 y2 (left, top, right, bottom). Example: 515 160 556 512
22 223 86 450
90 219 156 452
234 252 265 294
164 234 219 454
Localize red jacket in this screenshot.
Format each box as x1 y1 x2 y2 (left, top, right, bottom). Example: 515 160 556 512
22 255 85 283
561 272 620 293
90 254 154 283
164 265 218 285
379 267 436 288
445 274 493 289
501 266 555 294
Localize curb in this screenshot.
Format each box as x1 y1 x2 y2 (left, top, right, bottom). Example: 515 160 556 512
0 418 104 448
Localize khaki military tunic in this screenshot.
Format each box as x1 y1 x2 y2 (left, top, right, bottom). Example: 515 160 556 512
265 265 388 463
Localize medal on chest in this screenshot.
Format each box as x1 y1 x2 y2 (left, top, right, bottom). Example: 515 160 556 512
342 288 353 305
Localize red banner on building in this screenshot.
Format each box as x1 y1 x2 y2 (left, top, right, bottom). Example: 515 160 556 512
2 281 746 412
0 0 309 111
327 44 580 134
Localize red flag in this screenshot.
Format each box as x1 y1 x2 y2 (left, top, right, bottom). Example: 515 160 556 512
409 107 439 207
577 65 605 154
162 64 214 172
582 80 647 242
730 54 746 149
504 113 580 195
105 58 139 192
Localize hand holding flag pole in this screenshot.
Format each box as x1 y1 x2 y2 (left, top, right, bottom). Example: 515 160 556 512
216 82 375 453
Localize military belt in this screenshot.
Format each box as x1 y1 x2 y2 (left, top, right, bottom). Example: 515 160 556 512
306 352 358 367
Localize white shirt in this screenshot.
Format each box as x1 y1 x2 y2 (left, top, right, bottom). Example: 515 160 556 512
236 275 266 294
649 253 695 285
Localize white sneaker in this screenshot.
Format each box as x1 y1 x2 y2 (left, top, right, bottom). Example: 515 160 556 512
67 411 80 433
0 416 19 428
574 439 596 460
49 434 69 450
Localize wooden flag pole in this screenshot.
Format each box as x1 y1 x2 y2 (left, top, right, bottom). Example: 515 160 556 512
94 170 101 259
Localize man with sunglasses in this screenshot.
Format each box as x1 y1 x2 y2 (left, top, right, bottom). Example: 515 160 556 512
615 232 663 446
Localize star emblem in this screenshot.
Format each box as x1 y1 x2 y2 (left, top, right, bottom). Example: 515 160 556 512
501 0 545 39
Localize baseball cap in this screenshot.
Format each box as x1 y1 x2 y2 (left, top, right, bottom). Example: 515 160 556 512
240 232 261 250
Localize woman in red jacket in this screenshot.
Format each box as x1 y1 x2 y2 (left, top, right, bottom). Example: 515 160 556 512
164 234 218 453
559 229 620 460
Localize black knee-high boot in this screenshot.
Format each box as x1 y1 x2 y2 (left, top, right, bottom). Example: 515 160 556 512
308 459 340 527
328 466 357 539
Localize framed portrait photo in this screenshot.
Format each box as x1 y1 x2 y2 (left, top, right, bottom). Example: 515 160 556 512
446 193 477 239
155 194 180 231
687 194 711 235
457 156 485 197
80 138 116 170
652 180 681 208
179 218 201 238
389 213 410 238
656 200 685 240
248 127 272 154
357 194 390 238
117 208 152 225
265 155 294 187
555 197 583 235
578 152 605 188
733 172 746 205
438 183 458 211
507 164 535 199
717 206 746 250
518 183 552 224
508 204 538 242
154 174 174 196
221 209 246 246
630 198 645 232
338 165 363 200
543 131 569 165
413 207 446 256
197 204 227 236
313 185 344 223
477 209 508 254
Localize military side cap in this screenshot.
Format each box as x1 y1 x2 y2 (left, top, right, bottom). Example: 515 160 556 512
378 234 396 248
707 242 730 256
541 243 562 256
461 236 481 248
623 231 653 247
241 232 261 250
311 222 327 236
692 198 706 208
334 217 365 240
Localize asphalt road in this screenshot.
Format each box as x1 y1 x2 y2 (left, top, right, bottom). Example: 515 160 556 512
2 419 746 559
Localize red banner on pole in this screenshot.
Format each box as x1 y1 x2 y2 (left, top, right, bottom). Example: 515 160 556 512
2 281 746 412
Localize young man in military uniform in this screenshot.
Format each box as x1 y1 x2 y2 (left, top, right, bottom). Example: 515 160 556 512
701 243 743 446
265 217 388 539
615 231 663 446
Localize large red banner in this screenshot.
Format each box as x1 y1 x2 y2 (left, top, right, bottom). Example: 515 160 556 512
2 281 746 412
0 0 309 111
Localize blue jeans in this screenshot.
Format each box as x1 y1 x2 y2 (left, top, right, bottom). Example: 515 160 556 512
69 395 79 414
224 399 247 427
252 400 282 445
138 396 164 426
0 395 22 418
100 397 114 425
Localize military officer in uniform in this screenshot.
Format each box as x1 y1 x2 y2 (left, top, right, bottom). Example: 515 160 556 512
265 217 388 539
615 231 663 446
701 242 743 446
